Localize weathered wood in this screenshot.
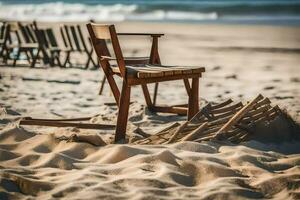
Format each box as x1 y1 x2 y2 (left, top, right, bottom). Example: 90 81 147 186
115 81 131 142
128 70 203 86
87 23 205 142
23 117 92 121
188 78 199 120
99 75 106 95
215 94 263 136
183 79 191 96
141 84 153 107
244 104 271 117
167 121 189 144
211 102 243 114
20 120 115 129
150 105 187 115
210 99 234 110
181 122 208 141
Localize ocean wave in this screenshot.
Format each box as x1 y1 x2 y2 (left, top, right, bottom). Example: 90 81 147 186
0 2 217 22
0 1 299 24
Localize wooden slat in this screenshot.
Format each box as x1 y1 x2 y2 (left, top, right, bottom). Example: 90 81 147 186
244 104 271 117
210 109 239 121
23 117 92 121
150 105 187 115
210 99 233 110
70 25 81 51
90 24 112 39
20 120 115 129
181 122 208 141
77 25 88 51
167 121 189 143
134 65 205 78
215 94 263 136
64 25 74 50
46 28 58 47
211 102 243 114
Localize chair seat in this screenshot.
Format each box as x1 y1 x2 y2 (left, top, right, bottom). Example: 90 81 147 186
7 43 39 49
111 64 205 78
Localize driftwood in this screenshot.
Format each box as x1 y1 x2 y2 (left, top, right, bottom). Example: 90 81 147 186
133 94 283 145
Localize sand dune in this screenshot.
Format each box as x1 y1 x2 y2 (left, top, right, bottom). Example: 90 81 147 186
0 123 299 199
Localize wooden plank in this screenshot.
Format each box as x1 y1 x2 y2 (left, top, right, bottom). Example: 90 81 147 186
20 120 115 129
167 121 189 143
215 94 264 136
211 102 243 114
183 79 191 95
64 25 74 50
151 105 187 115
188 78 199 120
70 26 81 51
141 84 153 107
115 81 131 142
244 104 271 117
210 99 233 110
181 122 208 141
128 72 203 86
22 117 92 121
212 109 239 120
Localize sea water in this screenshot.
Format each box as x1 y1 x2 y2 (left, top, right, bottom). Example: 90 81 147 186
0 0 300 25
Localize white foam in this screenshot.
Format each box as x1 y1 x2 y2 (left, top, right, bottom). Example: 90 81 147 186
0 2 218 22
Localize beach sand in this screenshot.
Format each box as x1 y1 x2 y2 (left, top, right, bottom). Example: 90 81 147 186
0 22 300 199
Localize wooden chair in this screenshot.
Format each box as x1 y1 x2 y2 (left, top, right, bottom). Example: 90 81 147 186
60 24 97 68
0 21 11 63
87 23 205 142
4 22 45 67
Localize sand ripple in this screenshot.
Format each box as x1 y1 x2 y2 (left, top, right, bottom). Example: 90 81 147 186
0 125 299 199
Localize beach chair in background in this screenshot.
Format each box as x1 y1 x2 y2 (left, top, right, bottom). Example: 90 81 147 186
60 24 97 68
31 22 62 67
0 21 11 63
87 23 205 142
3 22 45 67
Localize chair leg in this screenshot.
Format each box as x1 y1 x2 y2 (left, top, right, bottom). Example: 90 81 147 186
115 81 131 143
55 52 62 67
153 83 159 106
98 75 106 95
183 79 191 96
26 51 32 64
13 49 21 66
188 78 199 120
2 48 9 64
84 49 95 69
31 49 40 68
141 84 153 108
63 51 70 67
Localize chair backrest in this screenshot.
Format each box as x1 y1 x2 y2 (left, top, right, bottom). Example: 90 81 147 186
0 22 11 44
45 28 58 48
86 23 126 77
30 22 50 49
0 21 6 40
17 22 38 44
60 25 73 50
60 24 91 52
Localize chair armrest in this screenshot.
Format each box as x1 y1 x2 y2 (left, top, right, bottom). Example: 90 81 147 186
101 56 114 61
117 33 164 37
